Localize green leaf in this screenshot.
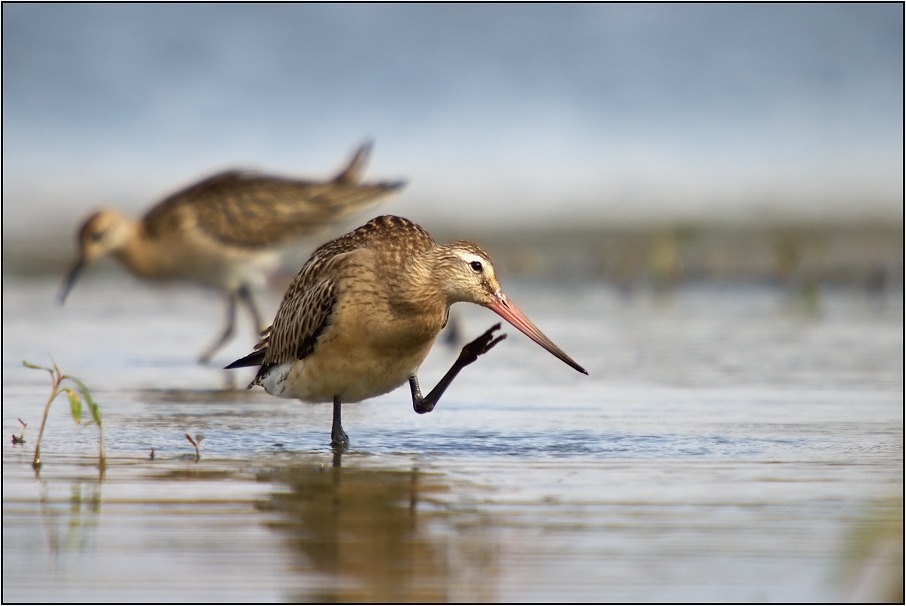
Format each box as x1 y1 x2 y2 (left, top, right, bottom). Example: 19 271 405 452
64 388 82 423
68 377 102 426
23 360 55 381
22 360 51 371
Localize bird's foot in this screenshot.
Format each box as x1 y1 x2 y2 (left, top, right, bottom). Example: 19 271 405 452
458 323 507 366
330 428 349 451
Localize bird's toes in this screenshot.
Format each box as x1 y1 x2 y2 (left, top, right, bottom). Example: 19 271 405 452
330 432 350 450
461 323 506 361
482 334 507 355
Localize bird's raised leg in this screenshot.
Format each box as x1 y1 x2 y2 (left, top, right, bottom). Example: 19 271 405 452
331 395 350 450
237 284 265 335
199 292 238 364
410 323 506 414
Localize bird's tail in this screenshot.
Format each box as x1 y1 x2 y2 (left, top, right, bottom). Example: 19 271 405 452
333 141 373 184
224 348 266 369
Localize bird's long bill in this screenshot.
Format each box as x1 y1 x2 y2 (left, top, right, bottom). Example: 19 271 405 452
59 258 85 304
489 295 588 375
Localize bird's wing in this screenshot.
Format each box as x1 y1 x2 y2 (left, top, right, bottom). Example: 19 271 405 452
143 171 406 248
246 226 370 379
231 269 337 382
228 215 435 376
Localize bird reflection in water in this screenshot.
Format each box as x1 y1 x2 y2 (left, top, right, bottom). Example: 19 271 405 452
258 456 497 602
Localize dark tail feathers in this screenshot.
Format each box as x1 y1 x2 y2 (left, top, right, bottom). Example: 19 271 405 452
333 141 373 183
225 349 266 369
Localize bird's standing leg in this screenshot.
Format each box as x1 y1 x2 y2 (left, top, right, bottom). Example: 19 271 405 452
237 284 265 334
410 323 506 414
331 395 350 450
199 292 238 364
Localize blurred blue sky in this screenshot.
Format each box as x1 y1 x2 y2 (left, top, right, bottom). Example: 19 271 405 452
2 3 903 237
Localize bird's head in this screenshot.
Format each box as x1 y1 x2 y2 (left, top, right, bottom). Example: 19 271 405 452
436 241 587 375
435 241 503 307
60 209 134 303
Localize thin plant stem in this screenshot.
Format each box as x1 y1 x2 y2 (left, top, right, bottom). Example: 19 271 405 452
24 359 104 471
33 378 62 469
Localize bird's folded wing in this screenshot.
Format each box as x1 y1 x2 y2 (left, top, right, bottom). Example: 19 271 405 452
144 173 405 248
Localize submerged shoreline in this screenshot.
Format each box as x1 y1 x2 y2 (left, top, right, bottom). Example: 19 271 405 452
4 221 903 289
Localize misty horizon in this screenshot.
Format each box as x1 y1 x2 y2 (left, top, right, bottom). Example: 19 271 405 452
2 3 903 244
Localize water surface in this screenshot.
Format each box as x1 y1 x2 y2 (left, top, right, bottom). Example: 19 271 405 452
3 275 902 601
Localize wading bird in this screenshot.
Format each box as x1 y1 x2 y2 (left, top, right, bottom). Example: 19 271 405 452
227 215 587 448
60 143 405 362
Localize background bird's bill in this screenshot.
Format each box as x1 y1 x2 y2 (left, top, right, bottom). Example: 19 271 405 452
488 295 587 375
59 258 85 303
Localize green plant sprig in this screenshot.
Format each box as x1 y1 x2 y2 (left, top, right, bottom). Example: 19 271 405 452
23 359 105 470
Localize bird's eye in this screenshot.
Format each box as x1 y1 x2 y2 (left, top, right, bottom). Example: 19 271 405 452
90 231 104 242
470 261 483 273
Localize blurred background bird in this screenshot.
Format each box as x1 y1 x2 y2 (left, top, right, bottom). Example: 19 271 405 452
59 142 406 362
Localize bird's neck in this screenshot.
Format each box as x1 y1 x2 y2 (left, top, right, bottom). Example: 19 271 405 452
391 267 444 313
113 222 173 278
384 252 451 340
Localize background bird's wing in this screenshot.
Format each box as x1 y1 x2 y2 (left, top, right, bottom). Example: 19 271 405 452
142 144 405 247
143 172 405 248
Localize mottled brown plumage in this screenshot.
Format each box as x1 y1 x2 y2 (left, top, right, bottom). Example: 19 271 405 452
227 215 587 449
245 216 440 379
143 163 404 247
61 143 405 362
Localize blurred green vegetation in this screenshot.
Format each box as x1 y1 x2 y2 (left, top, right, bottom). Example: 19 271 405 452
4 221 902 293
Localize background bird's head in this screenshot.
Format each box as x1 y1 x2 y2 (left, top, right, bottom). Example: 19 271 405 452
60 209 135 302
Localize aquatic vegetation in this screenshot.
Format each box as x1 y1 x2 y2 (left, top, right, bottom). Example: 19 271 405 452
22 359 104 470
185 433 204 462
11 418 27 444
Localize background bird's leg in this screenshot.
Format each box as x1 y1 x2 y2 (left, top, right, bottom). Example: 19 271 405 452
198 292 238 364
410 323 506 414
237 284 265 334
331 395 350 450
442 311 462 347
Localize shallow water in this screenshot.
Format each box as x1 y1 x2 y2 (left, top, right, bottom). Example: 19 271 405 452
3 274 903 602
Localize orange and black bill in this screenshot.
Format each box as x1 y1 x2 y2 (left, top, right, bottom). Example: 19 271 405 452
488 294 587 375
